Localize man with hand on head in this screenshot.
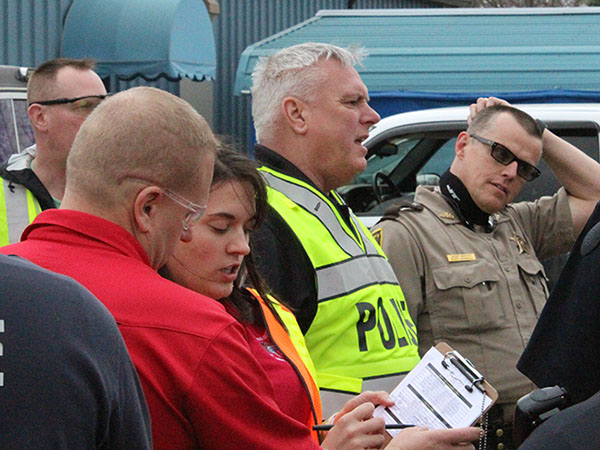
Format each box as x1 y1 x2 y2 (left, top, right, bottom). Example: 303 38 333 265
0 58 107 243
372 97 600 449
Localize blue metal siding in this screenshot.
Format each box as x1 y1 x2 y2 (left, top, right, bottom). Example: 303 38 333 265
1 0 449 147
1 0 73 68
235 8 600 98
213 0 437 149
108 75 180 96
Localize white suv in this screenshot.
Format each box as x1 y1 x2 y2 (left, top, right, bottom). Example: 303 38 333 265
341 103 600 220
338 103 600 287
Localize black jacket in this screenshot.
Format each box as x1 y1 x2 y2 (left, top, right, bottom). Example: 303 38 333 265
518 200 600 404
0 146 55 210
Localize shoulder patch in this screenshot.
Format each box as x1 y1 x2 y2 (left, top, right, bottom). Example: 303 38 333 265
371 228 383 246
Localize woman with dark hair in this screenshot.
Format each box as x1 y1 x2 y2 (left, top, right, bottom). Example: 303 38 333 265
161 147 479 450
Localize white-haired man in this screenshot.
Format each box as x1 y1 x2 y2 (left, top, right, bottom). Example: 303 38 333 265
250 42 420 414
249 42 487 449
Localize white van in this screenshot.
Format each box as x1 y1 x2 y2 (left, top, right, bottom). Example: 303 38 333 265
338 103 600 286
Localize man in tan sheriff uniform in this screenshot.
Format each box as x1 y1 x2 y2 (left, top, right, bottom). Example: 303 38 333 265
373 97 600 450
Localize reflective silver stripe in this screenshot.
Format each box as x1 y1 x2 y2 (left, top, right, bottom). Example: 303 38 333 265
3 179 33 244
330 190 380 255
262 171 372 256
261 170 399 301
316 255 398 302
362 373 407 395
350 214 379 254
319 373 407 418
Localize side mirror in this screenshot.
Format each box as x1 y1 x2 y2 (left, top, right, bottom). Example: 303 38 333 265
374 143 397 158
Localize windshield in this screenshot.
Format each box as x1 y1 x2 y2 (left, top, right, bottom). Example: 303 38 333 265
353 137 421 184
352 136 457 186
419 138 456 176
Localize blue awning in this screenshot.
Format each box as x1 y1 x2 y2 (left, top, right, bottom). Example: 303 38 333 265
61 0 216 81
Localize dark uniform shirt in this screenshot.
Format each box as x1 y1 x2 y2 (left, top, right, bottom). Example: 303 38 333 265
0 254 152 449
519 389 600 450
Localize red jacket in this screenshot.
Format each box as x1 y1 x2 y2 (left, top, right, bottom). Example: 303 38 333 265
1 209 320 450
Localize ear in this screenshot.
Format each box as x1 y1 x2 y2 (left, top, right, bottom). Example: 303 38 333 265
455 131 470 160
133 186 163 234
27 104 48 132
281 96 308 135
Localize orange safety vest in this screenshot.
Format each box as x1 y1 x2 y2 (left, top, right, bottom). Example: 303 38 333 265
248 289 323 444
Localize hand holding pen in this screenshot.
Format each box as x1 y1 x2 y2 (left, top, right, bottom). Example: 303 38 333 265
313 423 415 431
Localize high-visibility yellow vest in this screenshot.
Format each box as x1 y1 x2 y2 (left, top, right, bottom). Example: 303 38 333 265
249 289 323 444
259 167 420 395
0 178 42 246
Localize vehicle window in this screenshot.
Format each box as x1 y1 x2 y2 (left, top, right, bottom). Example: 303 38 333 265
353 138 421 184
555 129 598 160
0 98 33 162
14 99 34 152
419 138 456 177
0 99 18 161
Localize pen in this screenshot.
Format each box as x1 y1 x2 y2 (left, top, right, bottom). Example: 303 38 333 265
312 423 415 431
449 356 486 394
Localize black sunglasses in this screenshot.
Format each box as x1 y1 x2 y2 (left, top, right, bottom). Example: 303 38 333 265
470 134 541 182
28 94 109 107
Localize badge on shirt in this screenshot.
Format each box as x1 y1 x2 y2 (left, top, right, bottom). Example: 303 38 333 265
446 253 476 262
510 234 529 255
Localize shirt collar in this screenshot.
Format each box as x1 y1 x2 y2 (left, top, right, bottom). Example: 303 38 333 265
254 144 320 191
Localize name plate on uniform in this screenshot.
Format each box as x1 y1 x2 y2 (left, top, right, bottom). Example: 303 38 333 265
446 253 476 262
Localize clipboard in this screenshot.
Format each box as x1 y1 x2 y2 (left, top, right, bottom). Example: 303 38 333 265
435 342 498 411
374 342 498 436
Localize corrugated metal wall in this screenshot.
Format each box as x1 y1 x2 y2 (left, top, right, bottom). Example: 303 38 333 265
1 0 447 147
236 8 600 95
1 0 72 67
213 0 443 149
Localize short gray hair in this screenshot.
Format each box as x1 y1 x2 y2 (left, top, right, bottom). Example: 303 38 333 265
67 86 218 207
250 42 367 142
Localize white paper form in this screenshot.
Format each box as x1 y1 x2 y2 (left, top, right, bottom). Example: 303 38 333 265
374 346 493 437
